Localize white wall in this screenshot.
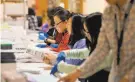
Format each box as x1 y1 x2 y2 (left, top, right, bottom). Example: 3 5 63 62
4 3 27 15
27 0 36 7
83 0 108 14
0 4 3 22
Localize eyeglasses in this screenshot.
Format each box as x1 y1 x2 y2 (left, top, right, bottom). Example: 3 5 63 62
55 21 63 27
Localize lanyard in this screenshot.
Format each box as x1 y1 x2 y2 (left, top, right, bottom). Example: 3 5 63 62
115 0 134 65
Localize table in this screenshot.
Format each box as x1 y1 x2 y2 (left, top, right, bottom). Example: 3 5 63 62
1 63 16 72
16 63 80 82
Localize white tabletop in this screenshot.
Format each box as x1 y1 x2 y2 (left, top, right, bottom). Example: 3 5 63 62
16 63 80 82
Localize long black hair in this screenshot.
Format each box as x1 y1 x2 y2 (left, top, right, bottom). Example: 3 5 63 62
47 8 55 26
69 15 85 48
83 12 102 53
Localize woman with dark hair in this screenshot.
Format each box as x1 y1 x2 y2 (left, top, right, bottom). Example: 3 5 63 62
44 8 59 47
42 8 71 65
79 12 109 82
83 12 102 53
49 15 88 76
58 12 111 82
68 15 85 48
39 7 64 48
49 8 71 52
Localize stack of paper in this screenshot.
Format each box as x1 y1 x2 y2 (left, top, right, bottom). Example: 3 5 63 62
26 44 58 60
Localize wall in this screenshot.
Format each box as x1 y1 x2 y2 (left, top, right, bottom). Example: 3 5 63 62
68 0 83 13
83 0 108 14
27 0 36 7
0 4 3 22
35 0 47 16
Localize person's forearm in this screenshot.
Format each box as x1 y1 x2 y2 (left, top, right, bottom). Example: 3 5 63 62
57 61 78 74
48 36 54 39
78 50 113 78
78 48 109 78
46 39 56 44
66 48 90 59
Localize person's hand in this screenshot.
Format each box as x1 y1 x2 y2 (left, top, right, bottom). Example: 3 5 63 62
40 66 53 70
43 66 53 70
50 48 55 51
58 69 81 82
46 53 57 61
43 56 50 64
43 53 57 64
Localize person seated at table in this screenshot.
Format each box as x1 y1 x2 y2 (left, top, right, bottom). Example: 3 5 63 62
49 8 71 52
27 8 38 30
34 7 71 63
52 12 110 82
38 7 64 48
43 14 86 68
